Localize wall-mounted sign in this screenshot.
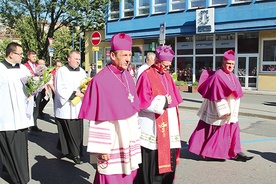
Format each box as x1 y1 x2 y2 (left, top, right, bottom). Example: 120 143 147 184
196 8 214 34
159 23 166 45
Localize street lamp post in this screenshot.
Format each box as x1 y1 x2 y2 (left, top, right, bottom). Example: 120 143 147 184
72 27 74 50
79 32 84 65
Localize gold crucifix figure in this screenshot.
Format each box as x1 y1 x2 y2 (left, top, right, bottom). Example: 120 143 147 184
159 122 168 133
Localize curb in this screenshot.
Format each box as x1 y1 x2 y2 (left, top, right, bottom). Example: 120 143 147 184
179 106 275 120
243 90 276 96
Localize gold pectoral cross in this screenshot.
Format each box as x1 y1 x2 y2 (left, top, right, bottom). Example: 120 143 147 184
128 93 134 102
159 122 168 133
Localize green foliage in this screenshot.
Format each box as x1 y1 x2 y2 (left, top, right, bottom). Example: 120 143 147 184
51 27 72 62
175 80 187 86
0 0 109 64
192 81 198 86
24 65 54 96
0 39 12 61
171 73 178 81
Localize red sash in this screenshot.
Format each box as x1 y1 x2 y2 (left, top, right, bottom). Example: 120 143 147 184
146 68 172 174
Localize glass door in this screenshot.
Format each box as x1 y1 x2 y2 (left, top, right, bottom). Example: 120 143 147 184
236 54 258 90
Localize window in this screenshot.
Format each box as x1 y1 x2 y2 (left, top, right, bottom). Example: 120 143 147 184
196 57 213 80
233 0 252 3
132 46 143 66
195 35 213 54
138 0 150 16
261 39 276 72
190 0 205 8
238 32 259 54
171 0 185 11
124 0 134 18
153 0 167 14
110 1 119 20
215 33 235 54
177 36 194 55
177 57 193 82
211 0 228 6
215 56 223 70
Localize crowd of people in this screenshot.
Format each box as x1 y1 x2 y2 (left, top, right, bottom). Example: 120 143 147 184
0 35 253 184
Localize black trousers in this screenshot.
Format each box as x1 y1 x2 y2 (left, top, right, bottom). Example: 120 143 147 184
33 92 42 126
134 147 177 184
0 129 29 184
55 118 83 157
39 88 50 115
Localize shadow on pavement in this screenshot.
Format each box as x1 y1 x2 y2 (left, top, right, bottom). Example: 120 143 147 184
180 140 227 162
28 130 60 158
38 113 55 124
263 101 276 106
180 140 205 161
31 156 91 184
247 150 276 163
28 131 91 164
183 98 202 104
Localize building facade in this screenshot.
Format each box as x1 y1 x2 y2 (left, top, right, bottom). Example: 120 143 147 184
86 0 276 91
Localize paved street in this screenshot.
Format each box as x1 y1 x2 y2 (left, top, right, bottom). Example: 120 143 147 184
1 92 275 184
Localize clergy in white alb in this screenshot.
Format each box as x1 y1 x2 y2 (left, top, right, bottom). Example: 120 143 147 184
79 33 141 184
135 45 183 184
54 50 86 164
0 42 34 184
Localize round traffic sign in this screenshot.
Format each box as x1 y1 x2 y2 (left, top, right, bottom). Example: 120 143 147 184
91 31 101 46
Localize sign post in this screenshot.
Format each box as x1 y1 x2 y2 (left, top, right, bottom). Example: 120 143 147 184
91 31 101 73
48 37 54 66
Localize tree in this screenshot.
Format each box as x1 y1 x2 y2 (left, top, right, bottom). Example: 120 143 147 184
0 38 12 61
0 0 109 65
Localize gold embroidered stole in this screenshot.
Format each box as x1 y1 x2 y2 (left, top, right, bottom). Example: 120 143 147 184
146 68 172 174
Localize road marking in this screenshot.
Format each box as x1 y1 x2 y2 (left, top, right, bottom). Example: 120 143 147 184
241 137 276 143
181 137 276 150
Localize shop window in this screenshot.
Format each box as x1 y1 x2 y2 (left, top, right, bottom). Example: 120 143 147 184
153 0 167 14
177 36 193 55
109 1 119 20
196 56 213 80
238 32 258 54
144 39 159 52
261 39 276 73
177 57 193 82
195 35 213 54
132 46 143 66
105 46 142 67
190 0 205 8
138 0 150 16
215 56 224 70
171 0 185 11
124 0 134 18
211 0 228 6
215 33 235 54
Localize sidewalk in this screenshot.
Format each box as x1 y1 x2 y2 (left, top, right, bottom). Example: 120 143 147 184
179 90 276 120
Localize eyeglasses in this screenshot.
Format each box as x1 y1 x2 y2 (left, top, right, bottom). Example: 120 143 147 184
162 63 171 68
13 52 24 57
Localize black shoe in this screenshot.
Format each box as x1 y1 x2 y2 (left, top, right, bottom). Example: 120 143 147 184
30 126 42 132
206 158 226 162
73 156 83 164
234 153 253 162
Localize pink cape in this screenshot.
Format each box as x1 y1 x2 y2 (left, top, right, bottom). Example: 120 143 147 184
78 65 140 121
197 69 243 101
188 120 242 159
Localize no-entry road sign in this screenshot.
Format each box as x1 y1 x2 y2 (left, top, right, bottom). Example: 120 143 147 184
91 31 101 46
